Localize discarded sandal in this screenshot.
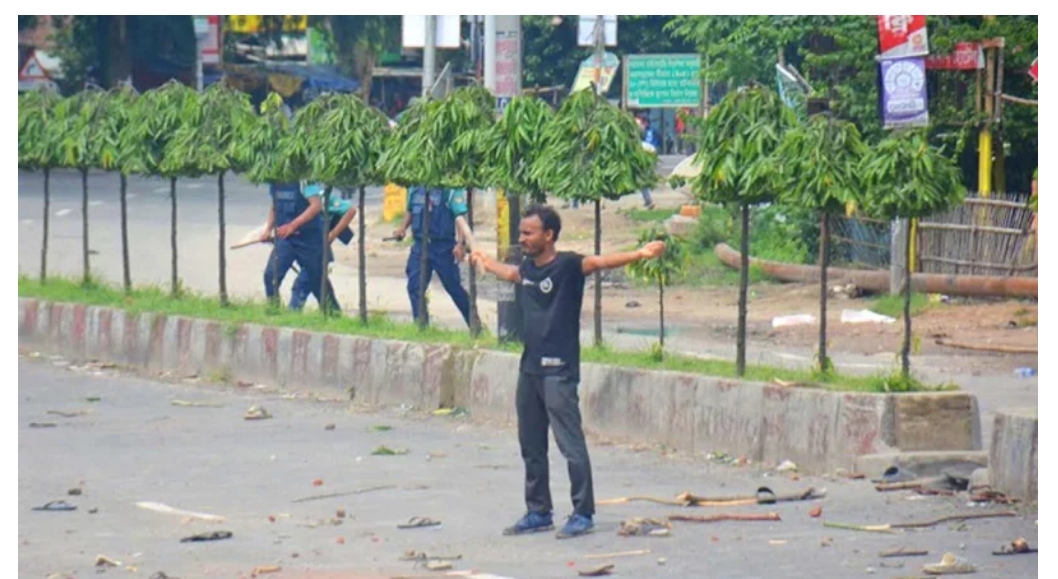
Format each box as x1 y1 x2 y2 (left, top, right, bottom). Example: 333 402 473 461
243 406 272 420
923 552 977 575
756 487 778 504
993 538 1036 556
149 573 180 579
397 516 441 529
32 500 77 512
179 530 233 543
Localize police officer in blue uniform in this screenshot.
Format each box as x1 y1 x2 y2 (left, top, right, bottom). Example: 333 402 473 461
391 186 472 326
289 185 357 312
260 181 327 309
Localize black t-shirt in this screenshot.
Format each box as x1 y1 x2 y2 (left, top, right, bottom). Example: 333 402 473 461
518 251 586 379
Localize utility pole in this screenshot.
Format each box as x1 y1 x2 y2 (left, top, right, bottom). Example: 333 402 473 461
591 15 605 347
978 15 996 197
593 15 604 95
193 15 207 92
485 15 523 343
423 16 436 97
484 15 496 91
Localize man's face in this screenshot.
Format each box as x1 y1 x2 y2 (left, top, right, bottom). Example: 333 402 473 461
519 215 552 257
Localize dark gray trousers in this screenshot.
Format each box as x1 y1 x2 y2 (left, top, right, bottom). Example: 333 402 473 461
516 372 595 517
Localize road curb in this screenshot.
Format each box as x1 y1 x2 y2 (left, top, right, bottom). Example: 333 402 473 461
989 407 1038 501
18 297 984 473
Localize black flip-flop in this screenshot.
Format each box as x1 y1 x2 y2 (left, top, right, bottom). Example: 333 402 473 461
32 500 76 511
398 516 441 529
756 487 777 504
179 530 232 543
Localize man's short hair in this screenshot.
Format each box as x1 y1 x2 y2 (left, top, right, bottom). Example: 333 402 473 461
523 203 562 241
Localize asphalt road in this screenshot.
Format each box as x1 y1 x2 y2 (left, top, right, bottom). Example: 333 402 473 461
19 357 1038 579
17 169 385 297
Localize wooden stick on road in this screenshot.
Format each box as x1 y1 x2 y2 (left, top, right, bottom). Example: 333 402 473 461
668 512 781 523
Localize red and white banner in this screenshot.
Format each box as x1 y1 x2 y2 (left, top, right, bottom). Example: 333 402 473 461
877 16 929 60
926 42 983 71
1029 57 1038 82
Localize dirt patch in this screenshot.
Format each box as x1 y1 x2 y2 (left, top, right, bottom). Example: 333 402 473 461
344 192 1037 364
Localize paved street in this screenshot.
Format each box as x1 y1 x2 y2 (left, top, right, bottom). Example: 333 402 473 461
17 169 385 299
19 357 1037 579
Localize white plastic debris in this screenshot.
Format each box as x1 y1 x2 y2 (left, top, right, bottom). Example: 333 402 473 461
771 314 816 328
840 309 896 324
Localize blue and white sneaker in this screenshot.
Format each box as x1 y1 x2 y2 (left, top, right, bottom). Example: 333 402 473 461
503 511 554 536
556 514 594 539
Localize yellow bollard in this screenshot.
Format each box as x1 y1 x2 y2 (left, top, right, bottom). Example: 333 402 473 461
382 183 407 223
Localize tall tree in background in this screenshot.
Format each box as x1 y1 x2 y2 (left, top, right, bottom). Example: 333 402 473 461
54 89 109 285
99 86 138 294
137 81 199 297
773 113 868 374
164 83 257 305
18 89 62 283
310 16 400 102
860 130 965 379
669 15 1038 192
424 86 496 337
309 95 393 323
686 86 795 377
30 16 196 92
484 94 555 203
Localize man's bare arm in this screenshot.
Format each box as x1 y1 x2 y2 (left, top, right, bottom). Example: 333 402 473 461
392 211 413 240
582 240 665 275
277 196 322 239
328 206 357 244
470 250 521 283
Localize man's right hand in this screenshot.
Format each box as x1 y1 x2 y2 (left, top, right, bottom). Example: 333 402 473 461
277 223 297 240
391 228 406 241
469 250 491 269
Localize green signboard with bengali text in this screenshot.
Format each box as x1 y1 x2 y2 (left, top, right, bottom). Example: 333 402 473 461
626 53 701 108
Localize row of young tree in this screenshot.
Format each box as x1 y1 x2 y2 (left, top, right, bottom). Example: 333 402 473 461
17 82 656 338
19 81 965 381
675 86 965 381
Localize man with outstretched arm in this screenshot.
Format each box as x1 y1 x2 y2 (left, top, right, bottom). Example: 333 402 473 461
470 203 664 539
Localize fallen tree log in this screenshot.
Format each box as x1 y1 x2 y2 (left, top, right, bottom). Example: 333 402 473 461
935 339 1037 354
713 243 1037 299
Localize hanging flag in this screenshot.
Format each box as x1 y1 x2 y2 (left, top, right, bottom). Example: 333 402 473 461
877 16 929 60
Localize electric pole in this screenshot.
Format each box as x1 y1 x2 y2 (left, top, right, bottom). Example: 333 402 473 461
423 16 436 97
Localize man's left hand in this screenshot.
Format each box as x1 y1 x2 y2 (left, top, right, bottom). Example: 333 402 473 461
453 243 466 263
638 240 665 260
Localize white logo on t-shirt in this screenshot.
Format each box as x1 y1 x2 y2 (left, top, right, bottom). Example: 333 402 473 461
539 277 553 294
